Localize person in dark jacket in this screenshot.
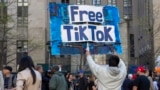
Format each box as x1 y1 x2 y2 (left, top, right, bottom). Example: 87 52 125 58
73 75 79 90
3 66 16 90
78 70 88 90
122 74 133 90
49 65 67 90
66 73 74 90
133 66 150 90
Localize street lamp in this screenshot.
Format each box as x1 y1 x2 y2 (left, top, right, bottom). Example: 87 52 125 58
46 41 51 69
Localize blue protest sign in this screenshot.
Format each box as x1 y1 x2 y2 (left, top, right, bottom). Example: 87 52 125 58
49 3 122 55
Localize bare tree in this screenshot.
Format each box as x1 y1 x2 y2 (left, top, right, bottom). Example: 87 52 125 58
0 1 15 69
0 0 43 69
153 6 160 58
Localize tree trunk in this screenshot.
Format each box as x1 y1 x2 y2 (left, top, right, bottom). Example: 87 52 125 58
0 41 4 70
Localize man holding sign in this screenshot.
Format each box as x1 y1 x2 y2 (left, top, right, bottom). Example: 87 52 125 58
86 45 127 90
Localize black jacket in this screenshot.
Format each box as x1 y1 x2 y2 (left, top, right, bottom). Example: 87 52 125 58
42 75 50 90
78 77 88 90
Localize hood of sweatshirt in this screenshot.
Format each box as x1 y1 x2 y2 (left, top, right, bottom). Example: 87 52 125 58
108 67 120 76
55 71 64 76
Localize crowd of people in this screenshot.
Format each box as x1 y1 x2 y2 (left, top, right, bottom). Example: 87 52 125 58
0 55 98 90
0 49 160 90
122 66 160 90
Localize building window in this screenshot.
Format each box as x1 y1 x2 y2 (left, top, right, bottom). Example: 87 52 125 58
123 0 132 20
107 0 117 6
17 0 28 18
16 40 28 64
17 0 28 39
77 0 85 5
61 0 69 4
0 0 7 3
123 0 132 6
130 34 135 57
92 0 101 5
18 0 28 6
17 6 28 17
17 0 28 26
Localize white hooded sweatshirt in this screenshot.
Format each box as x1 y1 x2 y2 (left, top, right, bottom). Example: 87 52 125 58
87 55 127 90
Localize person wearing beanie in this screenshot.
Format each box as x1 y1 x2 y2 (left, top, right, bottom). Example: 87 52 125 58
78 70 88 90
132 66 150 90
3 66 16 90
49 65 67 90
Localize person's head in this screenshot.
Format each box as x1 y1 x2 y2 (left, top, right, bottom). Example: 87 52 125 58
35 65 43 74
18 56 36 84
67 73 73 81
128 74 133 80
3 66 12 75
45 70 52 78
51 65 59 73
18 56 35 72
136 66 146 75
155 67 160 76
78 70 84 78
108 55 120 67
89 75 96 82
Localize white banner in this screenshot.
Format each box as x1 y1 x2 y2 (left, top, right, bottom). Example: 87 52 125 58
68 5 104 23
61 24 116 43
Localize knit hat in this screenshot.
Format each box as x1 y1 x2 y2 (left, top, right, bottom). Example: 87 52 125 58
78 70 84 74
136 66 145 73
3 66 12 72
51 65 59 71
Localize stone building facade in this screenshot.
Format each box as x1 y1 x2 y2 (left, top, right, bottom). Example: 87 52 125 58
1 0 154 72
153 0 160 60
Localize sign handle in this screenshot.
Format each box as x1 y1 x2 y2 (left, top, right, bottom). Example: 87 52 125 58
86 42 90 51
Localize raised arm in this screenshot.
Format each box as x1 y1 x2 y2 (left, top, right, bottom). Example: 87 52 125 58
86 50 101 76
